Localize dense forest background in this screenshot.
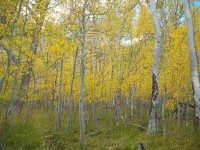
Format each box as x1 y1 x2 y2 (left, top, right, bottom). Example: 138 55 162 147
0 0 200 149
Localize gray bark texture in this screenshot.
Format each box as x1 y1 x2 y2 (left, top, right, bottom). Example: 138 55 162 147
148 0 162 134
183 0 200 127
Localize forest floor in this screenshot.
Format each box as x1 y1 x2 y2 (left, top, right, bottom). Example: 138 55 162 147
1 108 200 150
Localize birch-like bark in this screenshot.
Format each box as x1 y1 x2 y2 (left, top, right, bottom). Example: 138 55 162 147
114 89 121 121
148 0 162 134
90 18 97 122
30 1 49 54
162 60 167 137
79 1 87 149
56 60 63 131
183 0 200 127
9 72 17 131
90 31 96 123
66 0 78 132
127 86 133 121
0 0 23 92
67 49 78 131
0 77 5 93
10 0 23 34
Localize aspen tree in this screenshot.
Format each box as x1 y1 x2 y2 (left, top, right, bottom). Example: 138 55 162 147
148 0 162 133
183 0 200 127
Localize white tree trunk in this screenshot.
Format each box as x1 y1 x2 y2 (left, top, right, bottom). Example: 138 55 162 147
67 49 78 131
0 77 5 92
56 60 63 131
183 0 200 127
148 0 162 134
126 86 134 121
114 89 121 121
79 1 87 149
9 72 17 131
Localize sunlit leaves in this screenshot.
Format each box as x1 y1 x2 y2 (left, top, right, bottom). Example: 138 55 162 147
0 0 199 110
135 7 154 37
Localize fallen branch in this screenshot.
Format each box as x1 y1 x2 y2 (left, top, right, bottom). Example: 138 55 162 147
129 123 146 131
86 130 102 137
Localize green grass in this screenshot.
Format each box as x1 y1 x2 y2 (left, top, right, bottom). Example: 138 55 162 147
1 119 43 149
1 108 200 150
